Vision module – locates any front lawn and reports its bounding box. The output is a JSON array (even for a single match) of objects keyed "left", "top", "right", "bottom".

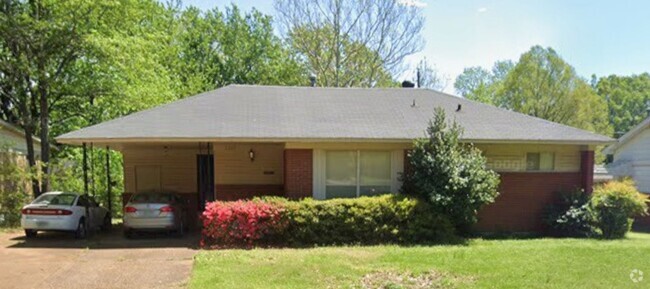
[{"left": 190, "top": 233, "right": 650, "bottom": 289}]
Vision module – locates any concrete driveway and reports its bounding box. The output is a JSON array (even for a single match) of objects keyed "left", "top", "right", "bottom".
[{"left": 0, "top": 227, "right": 198, "bottom": 289}]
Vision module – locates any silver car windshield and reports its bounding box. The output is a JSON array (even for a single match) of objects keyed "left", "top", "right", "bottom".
[{"left": 32, "top": 194, "right": 77, "bottom": 206}]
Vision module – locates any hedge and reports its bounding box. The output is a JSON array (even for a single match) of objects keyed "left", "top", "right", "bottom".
[{"left": 200, "top": 194, "right": 457, "bottom": 248}]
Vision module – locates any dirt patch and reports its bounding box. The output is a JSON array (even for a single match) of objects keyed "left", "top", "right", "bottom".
[{"left": 356, "top": 270, "right": 473, "bottom": 289}]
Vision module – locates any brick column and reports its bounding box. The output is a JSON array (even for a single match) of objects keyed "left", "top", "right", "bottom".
[
  {"left": 580, "top": 150, "right": 595, "bottom": 194},
  {"left": 284, "top": 149, "right": 313, "bottom": 199}
]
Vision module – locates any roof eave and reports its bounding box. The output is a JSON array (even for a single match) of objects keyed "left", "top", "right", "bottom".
[{"left": 55, "top": 136, "right": 615, "bottom": 147}]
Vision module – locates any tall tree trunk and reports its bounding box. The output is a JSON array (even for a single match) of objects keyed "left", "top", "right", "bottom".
[
  {"left": 39, "top": 82, "right": 50, "bottom": 193},
  {"left": 23, "top": 123, "right": 40, "bottom": 197}
]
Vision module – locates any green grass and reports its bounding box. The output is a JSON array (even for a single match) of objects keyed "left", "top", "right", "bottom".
[{"left": 190, "top": 233, "right": 650, "bottom": 289}]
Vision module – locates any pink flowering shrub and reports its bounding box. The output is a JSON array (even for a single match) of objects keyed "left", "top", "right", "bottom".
[{"left": 200, "top": 200, "right": 287, "bottom": 248}]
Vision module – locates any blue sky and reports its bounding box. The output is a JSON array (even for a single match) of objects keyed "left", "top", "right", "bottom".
[{"left": 183, "top": 0, "right": 650, "bottom": 92}]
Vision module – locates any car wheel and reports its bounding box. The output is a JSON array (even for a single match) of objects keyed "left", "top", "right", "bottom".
[
  {"left": 75, "top": 219, "right": 87, "bottom": 239},
  {"left": 101, "top": 214, "right": 112, "bottom": 232},
  {"left": 24, "top": 229, "right": 37, "bottom": 238}
]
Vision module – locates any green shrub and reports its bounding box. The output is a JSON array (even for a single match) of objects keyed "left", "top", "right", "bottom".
[
  {"left": 400, "top": 107, "right": 500, "bottom": 234},
  {"left": 543, "top": 189, "right": 594, "bottom": 237},
  {"left": 590, "top": 180, "right": 648, "bottom": 239},
  {"left": 260, "top": 195, "right": 458, "bottom": 246},
  {"left": 0, "top": 148, "right": 33, "bottom": 227}
]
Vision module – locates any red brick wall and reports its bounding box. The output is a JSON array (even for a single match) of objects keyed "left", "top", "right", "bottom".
[
  {"left": 284, "top": 149, "right": 313, "bottom": 199},
  {"left": 475, "top": 172, "right": 583, "bottom": 232},
  {"left": 215, "top": 184, "right": 284, "bottom": 201}
]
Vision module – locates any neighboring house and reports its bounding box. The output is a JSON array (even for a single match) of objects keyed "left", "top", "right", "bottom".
[
  {"left": 56, "top": 85, "right": 613, "bottom": 232},
  {"left": 604, "top": 115, "right": 650, "bottom": 194},
  {"left": 0, "top": 119, "right": 42, "bottom": 156}
]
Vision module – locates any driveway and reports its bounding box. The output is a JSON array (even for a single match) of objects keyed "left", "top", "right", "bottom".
[{"left": 0, "top": 227, "right": 198, "bottom": 289}]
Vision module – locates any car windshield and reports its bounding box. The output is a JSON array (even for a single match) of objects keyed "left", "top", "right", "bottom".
[
  {"left": 130, "top": 193, "right": 174, "bottom": 204},
  {"left": 32, "top": 194, "right": 77, "bottom": 206}
]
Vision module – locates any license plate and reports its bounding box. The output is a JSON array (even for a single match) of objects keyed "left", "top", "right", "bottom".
[{"left": 36, "top": 221, "right": 48, "bottom": 226}]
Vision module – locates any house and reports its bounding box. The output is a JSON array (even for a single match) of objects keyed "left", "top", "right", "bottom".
[
  {"left": 0, "top": 118, "right": 42, "bottom": 156},
  {"left": 604, "top": 115, "right": 650, "bottom": 194},
  {"left": 56, "top": 85, "right": 613, "bottom": 232}
]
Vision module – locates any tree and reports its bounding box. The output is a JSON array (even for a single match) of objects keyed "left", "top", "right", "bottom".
[
  {"left": 274, "top": 0, "right": 425, "bottom": 87},
  {"left": 0, "top": 0, "right": 115, "bottom": 195},
  {"left": 596, "top": 73, "right": 650, "bottom": 136},
  {"left": 400, "top": 107, "right": 500, "bottom": 234},
  {"left": 172, "top": 5, "right": 307, "bottom": 95},
  {"left": 454, "top": 60, "right": 513, "bottom": 105},
  {"left": 415, "top": 58, "right": 447, "bottom": 91},
  {"left": 498, "top": 46, "right": 611, "bottom": 135},
  {"left": 455, "top": 46, "right": 611, "bottom": 136}
]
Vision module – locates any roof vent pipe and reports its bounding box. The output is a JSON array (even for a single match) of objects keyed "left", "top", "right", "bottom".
[{"left": 401, "top": 80, "right": 415, "bottom": 88}]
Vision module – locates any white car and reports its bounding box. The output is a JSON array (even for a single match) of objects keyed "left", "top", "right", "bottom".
[{"left": 21, "top": 192, "right": 111, "bottom": 239}]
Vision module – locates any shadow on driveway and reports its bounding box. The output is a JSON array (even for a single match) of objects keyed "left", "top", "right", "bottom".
[{"left": 7, "top": 224, "right": 200, "bottom": 250}]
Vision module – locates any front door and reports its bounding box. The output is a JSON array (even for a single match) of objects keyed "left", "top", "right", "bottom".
[{"left": 197, "top": 154, "right": 215, "bottom": 211}]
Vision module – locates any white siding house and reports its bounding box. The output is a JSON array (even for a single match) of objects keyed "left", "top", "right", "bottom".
[{"left": 605, "top": 116, "right": 650, "bottom": 194}]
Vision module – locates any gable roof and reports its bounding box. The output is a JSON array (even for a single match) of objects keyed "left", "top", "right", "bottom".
[
  {"left": 603, "top": 116, "right": 650, "bottom": 154},
  {"left": 56, "top": 85, "right": 613, "bottom": 145}
]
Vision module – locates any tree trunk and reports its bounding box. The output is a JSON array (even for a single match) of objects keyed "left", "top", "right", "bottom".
[
  {"left": 39, "top": 83, "right": 50, "bottom": 193},
  {"left": 22, "top": 123, "right": 40, "bottom": 197}
]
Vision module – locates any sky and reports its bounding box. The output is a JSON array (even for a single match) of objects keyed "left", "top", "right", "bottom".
[{"left": 182, "top": 0, "right": 650, "bottom": 93}]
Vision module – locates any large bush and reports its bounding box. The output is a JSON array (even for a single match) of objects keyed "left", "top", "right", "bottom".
[
  {"left": 200, "top": 195, "right": 458, "bottom": 248},
  {"left": 400, "top": 107, "right": 500, "bottom": 234},
  {"left": 543, "top": 189, "right": 594, "bottom": 237},
  {"left": 590, "top": 180, "right": 648, "bottom": 239}
]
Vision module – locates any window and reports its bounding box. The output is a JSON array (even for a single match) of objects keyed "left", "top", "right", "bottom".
[
  {"left": 526, "top": 152, "right": 554, "bottom": 171},
  {"left": 325, "top": 150, "right": 391, "bottom": 199}
]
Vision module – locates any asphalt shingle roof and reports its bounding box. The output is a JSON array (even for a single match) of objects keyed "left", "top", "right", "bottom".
[{"left": 56, "top": 85, "right": 613, "bottom": 144}]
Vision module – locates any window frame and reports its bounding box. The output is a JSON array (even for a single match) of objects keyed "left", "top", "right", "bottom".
[
  {"left": 526, "top": 152, "right": 555, "bottom": 171},
  {"left": 324, "top": 150, "right": 392, "bottom": 199}
]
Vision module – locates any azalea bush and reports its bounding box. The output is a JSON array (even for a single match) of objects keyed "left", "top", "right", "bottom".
[
  {"left": 200, "top": 195, "right": 458, "bottom": 248},
  {"left": 200, "top": 200, "right": 287, "bottom": 248}
]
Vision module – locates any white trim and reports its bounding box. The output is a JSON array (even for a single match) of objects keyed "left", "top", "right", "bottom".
[
  {"left": 390, "top": 150, "right": 404, "bottom": 193},
  {"left": 312, "top": 149, "right": 326, "bottom": 200}
]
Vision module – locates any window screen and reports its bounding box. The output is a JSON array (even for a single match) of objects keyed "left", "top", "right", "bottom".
[
  {"left": 325, "top": 151, "right": 358, "bottom": 198},
  {"left": 359, "top": 151, "right": 391, "bottom": 196}
]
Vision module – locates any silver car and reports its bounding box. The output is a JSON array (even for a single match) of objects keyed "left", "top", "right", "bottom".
[{"left": 123, "top": 192, "right": 188, "bottom": 238}]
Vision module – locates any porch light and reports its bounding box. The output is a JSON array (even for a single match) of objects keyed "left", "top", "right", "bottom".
[{"left": 249, "top": 149, "right": 255, "bottom": 162}]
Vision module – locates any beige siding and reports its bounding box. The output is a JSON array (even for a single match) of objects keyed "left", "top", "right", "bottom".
[
  {"left": 213, "top": 143, "right": 284, "bottom": 185},
  {"left": 476, "top": 144, "right": 582, "bottom": 172},
  {"left": 123, "top": 146, "right": 198, "bottom": 194}
]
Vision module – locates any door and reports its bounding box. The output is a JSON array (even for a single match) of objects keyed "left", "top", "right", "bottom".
[{"left": 197, "top": 154, "right": 215, "bottom": 211}]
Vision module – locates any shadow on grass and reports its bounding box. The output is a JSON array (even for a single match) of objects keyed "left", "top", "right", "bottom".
[{"left": 5, "top": 224, "right": 200, "bottom": 250}]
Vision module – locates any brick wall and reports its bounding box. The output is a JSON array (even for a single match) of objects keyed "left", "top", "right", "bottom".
[
  {"left": 475, "top": 172, "right": 583, "bottom": 232},
  {"left": 215, "top": 184, "right": 284, "bottom": 201},
  {"left": 580, "top": 150, "right": 595, "bottom": 194},
  {"left": 284, "top": 149, "right": 313, "bottom": 199}
]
